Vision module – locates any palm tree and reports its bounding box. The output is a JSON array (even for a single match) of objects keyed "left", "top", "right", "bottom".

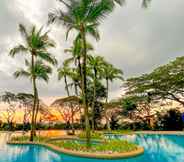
[
  {"left": 64, "top": 38, "right": 94, "bottom": 88},
  {"left": 58, "top": 62, "right": 78, "bottom": 134},
  {"left": 14, "top": 59, "right": 53, "bottom": 137},
  {"left": 58, "top": 62, "right": 72, "bottom": 97},
  {"left": 102, "top": 63, "right": 123, "bottom": 130},
  {"left": 9, "top": 24, "right": 57, "bottom": 141},
  {"left": 88, "top": 55, "right": 105, "bottom": 131},
  {"left": 49, "top": 0, "right": 122, "bottom": 146}
]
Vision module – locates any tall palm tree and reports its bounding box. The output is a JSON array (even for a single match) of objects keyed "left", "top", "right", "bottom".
[
  {"left": 49, "top": 0, "right": 122, "bottom": 146},
  {"left": 58, "top": 62, "right": 72, "bottom": 97},
  {"left": 102, "top": 63, "right": 123, "bottom": 130},
  {"left": 14, "top": 59, "right": 53, "bottom": 137},
  {"left": 9, "top": 24, "right": 57, "bottom": 141},
  {"left": 64, "top": 38, "right": 94, "bottom": 86},
  {"left": 88, "top": 55, "right": 105, "bottom": 131},
  {"left": 58, "top": 62, "right": 78, "bottom": 134}
]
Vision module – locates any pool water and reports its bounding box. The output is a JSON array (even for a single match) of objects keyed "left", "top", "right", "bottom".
[{"left": 1, "top": 132, "right": 184, "bottom": 162}]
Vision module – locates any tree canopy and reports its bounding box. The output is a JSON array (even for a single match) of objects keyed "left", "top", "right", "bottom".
[{"left": 126, "top": 56, "right": 184, "bottom": 106}]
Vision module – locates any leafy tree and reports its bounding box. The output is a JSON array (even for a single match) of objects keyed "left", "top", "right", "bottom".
[
  {"left": 156, "top": 109, "right": 183, "bottom": 131},
  {"left": 126, "top": 56, "right": 184, "bottom": 106},
  {"left": 0, "top": 92, "right": 17, "bottom": 130},
  {"left": 9, "top": 24, "right": 57, "bottom": 141}
]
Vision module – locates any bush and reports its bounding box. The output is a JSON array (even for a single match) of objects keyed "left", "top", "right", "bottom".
[
  {"left": 78, "top": 131, "right": 104, "bottom": 140},
  {"left": 155, "top": 109, "right": 183, "bottom": 131}
]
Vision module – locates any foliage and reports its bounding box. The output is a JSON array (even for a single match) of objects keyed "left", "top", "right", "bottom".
[
  {"left": 126, "top": 56, "right": 184, "bottom": 106},
  {"left": 11, "top": 135, "right": 49, "bottom": 142},
  {"left": 155, "top": 109, "right": 183, "bottom": 131},
  {"left": 78, "top": 131, "right": 104, "bottom": 140},
  {"left": 104, "top": 130, "right": 132, "bottom": 134},
  {"left": 49, "top": 139, "right": 137, "bottom": 153},
  {"left": 9, "top": 24, "right": 56, "bottom": 141}
]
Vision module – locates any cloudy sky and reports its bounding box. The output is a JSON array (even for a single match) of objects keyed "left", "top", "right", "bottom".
[{"left": 1, "top": 0, "right": 184, "bottom": 102}]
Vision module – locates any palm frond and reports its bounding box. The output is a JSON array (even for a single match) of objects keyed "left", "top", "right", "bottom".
[
  {"left": 34, "top": 60, "right": 52, "bottom": 82},
  {"left": 9, "top": 45, "right": 28, "bottom": 57},
  {"left": 14, "top": 69, "right": 30, "bottom": 79},
  {"left": 19, "top": 24, "right": 29, "bottom": 42},
  {"left": 142, "top": 0, "right": 151, "bottom": 8},
  {"left": 37, "top": 51, "right": 58, "bottom": 65}
]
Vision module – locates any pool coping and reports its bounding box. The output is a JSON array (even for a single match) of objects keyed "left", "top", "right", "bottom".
[{"left": 7, "top": 141, "right": 144, "bottom": 159}]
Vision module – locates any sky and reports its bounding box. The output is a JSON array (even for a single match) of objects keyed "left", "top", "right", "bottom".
[{"left": 1, "top": 0, "right": 184, "bottom": 103}]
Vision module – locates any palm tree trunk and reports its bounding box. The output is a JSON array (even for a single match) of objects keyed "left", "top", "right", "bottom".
[
  {"left": 106, "top": 78, "right": 109, "bottom": 103},
  {"left": 81, "top": 26, "right": 90, "bottom": 147},
  {"left": 91, "top": 69, "right": 97, "bottom": 132},
  {"left": 64, "top": 75, "right": 75, "bottom": 135},
  {"left": 34, "top": 90, "right": 39, "bottom": 134},
  {"left": 30, "top": 54, "right": 37, "bottom": 141},
  {"left": 74, "top": 82, "right": 78, "bottom": 96},
  {"left": 105, "top": 78, "right": 111, "bottom": 131},
  {"left": 77, "top": 57, "right": 82, "bottom": 90},
  {"left": 64, "top": 75, "right": 70, "bottom": 96}
]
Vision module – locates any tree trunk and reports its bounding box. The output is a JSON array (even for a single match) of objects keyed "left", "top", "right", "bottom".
[
  {"left": 105, "top": 78, "right": 111, "bottom": 131},
  {"left": 34, "top": 89, "right": 39, "bottom": 134},
  {"left": 106, "top": 78, "right": 109, "bottom": 103},
  {"left": 65, "top": 75, "right": 75, "bottom": 135},
  {"left": 81, "top": 26, "right": 90, "bottom": 147},
  {"left": 30, "top": 54, "right": 37, "bottom": 141},
  {"left": 74, "top": 82, "right": 78, "bottom": 96},
  {"left": 91, "top": 68, "right": 97, "bottom": 132}
]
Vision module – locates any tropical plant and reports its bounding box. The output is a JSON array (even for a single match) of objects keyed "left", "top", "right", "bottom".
[
  {"left": 9, "top": 24, "right": 57, "bottom": 141},
  {"left": 102, "top": 63, "right": 123, "bottom": 105},
  {"left": 49, "top": 0, "right": 123, "bottom": 146},
  {"left": 58, "top": 62, "right": 80, "bottom": 134},
  {"left": 88, "top": 55, "right": 105, "bottom": 131},
  {"left": 58, "top": 62, "right": 73, "bottom": 97}
]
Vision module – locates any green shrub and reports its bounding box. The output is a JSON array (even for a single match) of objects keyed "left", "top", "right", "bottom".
[{"left": 78, "top": 131, "right": 104, "bottom": 140}]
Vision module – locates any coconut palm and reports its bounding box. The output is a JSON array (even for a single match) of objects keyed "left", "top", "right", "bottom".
[
  {"left": 102, "top": 63, "right": 123, "bottom": 130},
  {"left": 58, "top": 62, "right": 73, "bottom": 97},
  {"left": 88, "top": 55, "right": 105, "bottom": 131},
  {"left": 14, "top": 59, "right": 52, "bottom": 136},
  {"left": 49, "top": 0, "right": 122, "bottom": 146},
  {"left": 58, "top": 62, "right": 78, "bottom": 134},
  {"left": 9, "top": 24, "right": 56, "bottom": 141},
  {"left": 10, "top": 24, "right": 57, "bottom": 141}
]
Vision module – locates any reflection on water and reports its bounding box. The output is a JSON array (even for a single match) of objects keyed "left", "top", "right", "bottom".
[
  {"left": 106, "top": 134, "right": 184, "bottom": 162},
  {"left": 0, "top": 132, "right": 184, "bottom": 162}
]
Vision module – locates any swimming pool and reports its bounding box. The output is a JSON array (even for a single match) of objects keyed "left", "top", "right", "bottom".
[{"left": 1, "top": 132, "right": 184, "bottom": 162}]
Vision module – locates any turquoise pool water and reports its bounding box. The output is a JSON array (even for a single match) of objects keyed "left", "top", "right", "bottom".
[{"left": 1, "top": 133, "right": 184, "bottom": 162}]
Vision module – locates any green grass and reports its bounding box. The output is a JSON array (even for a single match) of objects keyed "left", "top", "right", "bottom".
[
  {"left": 78, "top": 131, "right": 104, "bottom": 140},
  {"left": 104, "top": 130, "right": 133, "bottom": 135},
  {"left": 11, "top": 135, "right": 49, "bottom": 142},
  {"left": 50, "top": 139, "right": 138, "bottom": 153}
]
